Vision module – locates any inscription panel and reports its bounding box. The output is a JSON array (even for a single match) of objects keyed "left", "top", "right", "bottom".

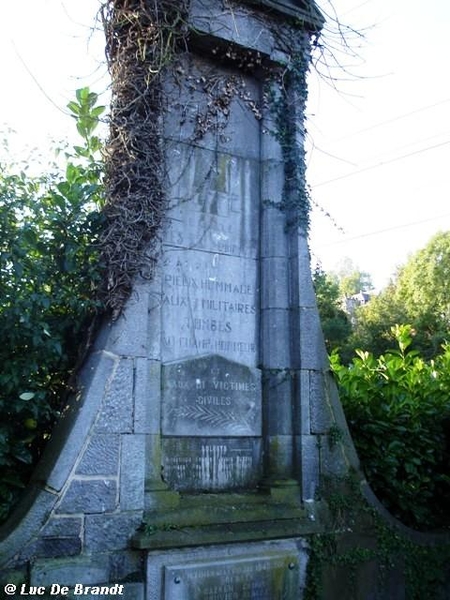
[
  {"left": 162, "top": 356, "right": 261, "bottom": 436},
  {"left": 160, "top": 250, "right": 258, "bottom": 366},
  {"left": 162, "top": 438, "right": 261, "bottom": 491},
  {"left": 164, "top": 553, "right": 299, "bottom": 600},
  {"left": 166, "top": 145, "right": 260, "bottom": 258}
]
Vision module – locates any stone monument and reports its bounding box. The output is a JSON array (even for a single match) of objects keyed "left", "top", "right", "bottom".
[{"left": 4, "top": 1, "right": 445, "bottom": 599}]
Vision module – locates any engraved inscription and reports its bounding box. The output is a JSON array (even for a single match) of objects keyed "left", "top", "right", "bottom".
[
  {"left": 162, "top": 355, "right": 261, "bottom": 436},
  {"left": 162, "top": 438, "right": 261, "bottom": 491},
  {"left": 165, "top": 554, "right": 299, "bottom": 600},
  {"left": 161, "top": 250, "right": 258, "bottom": 364},
  {"left": 166, "top": 146, "right": 259, "bottom": 257}
]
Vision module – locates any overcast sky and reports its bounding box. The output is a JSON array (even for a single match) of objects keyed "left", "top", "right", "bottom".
[{"left": 1, "top": 0, "right": 449, "bottom": 289}]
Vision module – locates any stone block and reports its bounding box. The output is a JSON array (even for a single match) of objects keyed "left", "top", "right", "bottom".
[
  {"left": 189, "top": 0, "right": 276, "bottom": 57},
  {"left": 298, "top": 307, "right": 329, "bottom": 371},
  {"left": 163, "top": 58, "right": 261, "bottom": 159},
  {"left": 119, "top": 583, "right": 145, "bottom": 600},
  {"left": 260, "top": 308, "right": 291, "bottom": 368},
  {"left": 320, "top": 441, "right": 349, "bottom": 479},
  {"left": 19, "top": 536, "right": 81, "bottom": 561},
  {"left": 298, "top": 434, "right": 320, "bottom": 501},
  {"left": 32, "top": 351, "right": 117, "bottom": 492},
  {"left": 56, "top": 479, "right": 117, "bottom": 514},
  {"left": 95, "top": 358, "right": 133, "bottom": 434},
  {"left": 84, "top": 512, "right": 142, "bottom": 553},
  {"left": 76, "top": 434, "right": 120, "bottom": 476},
  {"left": 95, "top": 283, "right": 150, "bottom": 358},
  {"left": 261, "top": 257, "right": 289, "bottom": 309},
  {"left": 120, "top": 434, "right": 145, "bottom": 511},
  {"left": 0, "top": 487, "right": 57, "bottom": 570},
  {"left": 260, "top": 205, "right": 288, "bottom": 259},
  {"left": 266, "top": 435, "right": 294, "bottom": 479},
  {"left": 41, "top": 516, "right": 82, "bottom": 538},
  {"left": 297, "top": 370, "right": 311, "bottom": 435},
  {"left": 134, "top": 359, "right": 161, "bottom": 434},
  {"left": 288, "top": 235, "right": 317, "bottom": 309},
  {"left": 309, "top": 370, "right": 333, "bottom": 434},
  {"left": 165, "top": 143, "right": 260, "bottom": 258},
  {"left": 264, "top": 371, "right": 294, "bottom": 435},
  {"left": 109, "top": 550, "right": 144, "bottom": 582},
  {"left": 31, "top": 555, "right": 109, "bottom": 587}
]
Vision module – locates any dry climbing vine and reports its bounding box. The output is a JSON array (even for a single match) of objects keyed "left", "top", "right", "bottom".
[
  {"left": 99, "top": 0, "right": 320, "bottom": 316},
  {"left": 99, "top": 0, "right": 189, "bottom": 317}
]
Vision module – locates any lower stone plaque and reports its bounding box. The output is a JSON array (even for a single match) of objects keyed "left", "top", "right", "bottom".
[
  {"left": 164, "top": 553, "right": 299, "bottom": 600},
  {"left": 162, "top": 437, "right": 262, "bottom": 491}
]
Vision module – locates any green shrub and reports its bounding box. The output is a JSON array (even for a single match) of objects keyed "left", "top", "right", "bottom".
[
  {"left": 0, "top": 88, "right": 105, "bottom": 522},
  {"left": 331, "top": 324, "right": 450, "bottom": 530}
]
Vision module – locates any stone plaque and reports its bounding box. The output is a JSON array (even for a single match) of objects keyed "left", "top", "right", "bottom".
[
  {"left": 165, "top": 145, "right": 260, "bottom": 258},
  {"left": 164, "top": 553, "right": 299, "bottom": 599},
  {"left": 160, "top": 249, "right": 259, "bottom": 365},
  {"left": 162, "top": 437, "right": 262, "bottom": 491},
  {"left": 162, "top": 355, "right": 261, "bottom": 436}
]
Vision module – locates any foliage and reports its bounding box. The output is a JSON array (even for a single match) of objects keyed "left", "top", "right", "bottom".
[
  {"left": 351, "top": 232, "right": 450, "bottom": 359},
  {"left": 0, "top": 88, "right": 105, "bottom": 522},
  {"left": 313, "top": 266, "right": 352, "bottom": 354},
  {"left": 331, "top": 257, "right": 373, "bottom": 298},
  {"left": 330, "top": 324, "right": 450, "bottom": 530}
]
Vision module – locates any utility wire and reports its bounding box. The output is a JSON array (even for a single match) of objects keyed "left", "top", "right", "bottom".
[
  {"left": 314, "top": 212, "right": 450, "bottom": 247},
  {"left": 312, "top": 138, "right": 450, "bottom": 188},
  {"left": 336, "top": 97, "right": 450, "bottom": 141}
]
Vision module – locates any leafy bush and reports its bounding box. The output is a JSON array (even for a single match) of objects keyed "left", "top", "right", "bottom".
[
  {"left": 331, "top": 325, "right": 450, "bottom": 530},
  {"left": 0, "top": 88, "right": 105, "bottom": 522}
]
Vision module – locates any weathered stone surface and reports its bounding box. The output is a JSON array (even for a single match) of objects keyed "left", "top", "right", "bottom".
[
  {"left": 31, "top": 555, "right": 109, "bottom": 587},
  {"left": 298, "top": 370, "right": 311, "bottom": 435},
  {"left": 95, "top": 283, "right": 150, "bottom": 357},
  {"left": 299, "top": 434, "right": 320, "bottom": 502},
  {"left": 76, "top": 434, "right": 120, "bottom": 476},
  {"left": 120, "top": 435, "right": 145, "bottom": 510},
  {"left": 41, "top": 516, "right": 82, "bottom": 539},
  {"left": 95, "top": 358, "right": 133, "bottom": 434},
  {"left": 162, "top": 355, "right": 261, "bottom": 437},
  {"left": 164, "top": 57, "right": 261, "bottom": 157},
  {"left": 166, "top": 145, "right": 260, "bottom": 258},
  {"left": 264, "top": 372, "right": 295, "bottom": 435},
  {"left": 147, "top": 540, "right": 308, "bottom": 600},
  {"left": 162, "top": 437, "right": 262, "bottom": 492},
  {"left": 261, "top": 308, "right": 291, "bottom": 368},
  {"left": 56, "top": 479, "right": 117, "bottom": 514},
  {"left": 84, "top": 512, "right": 142, "bottom": 553},
  {"left": 261, "top": 257, "right": 289, "bottom": 309},
  {"left": 160, "top": 249, "right": 259, "bottom": 366},
  {"left": 19, "top": 536, "right": 81, "bottom": 561},
  {"left": 134, "top": 359, "right": 161, "bottom": 434},
  {"left": 298, "top": 307, "right": 329, "bottom": 371},
  {"left": 31, "top": 351, "right": 117, "bottom": 492},
  {"left": 109, "top": 550, "right": 143, "bottom": 582},
  {"left": 0, "top": 487, "right": 57, "bottom": 570},
  {"left": 310, "top": 371, "right": 333, "bottom": 434}
]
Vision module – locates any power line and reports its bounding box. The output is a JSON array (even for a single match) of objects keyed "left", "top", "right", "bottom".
[
  {"left": 314, "top": 212, "right": 450, "bottom": 247},
  {"left": 311, "top": 138, "right": 450, "bottom": 188},
  {"left": 336, "top": 97, "right": 450, "bottom": 141}
]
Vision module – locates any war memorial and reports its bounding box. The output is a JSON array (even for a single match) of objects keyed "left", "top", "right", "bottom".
[{"left": 1, "top": 0, "right": 449, "bottom": 598}]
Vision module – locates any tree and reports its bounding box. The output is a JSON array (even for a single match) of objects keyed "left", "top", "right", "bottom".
[
  {"left": 313, "top": 266, "right": 352, "bottom": 354},
  {"left": 351, "top": 232, "right": 450, "bottom": 359},
  {"left": 332, "top": 257, "right": 373, "bottom": 297},
  {"left": 0, "top": 88, "right": 105, "bottom": 522}
]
